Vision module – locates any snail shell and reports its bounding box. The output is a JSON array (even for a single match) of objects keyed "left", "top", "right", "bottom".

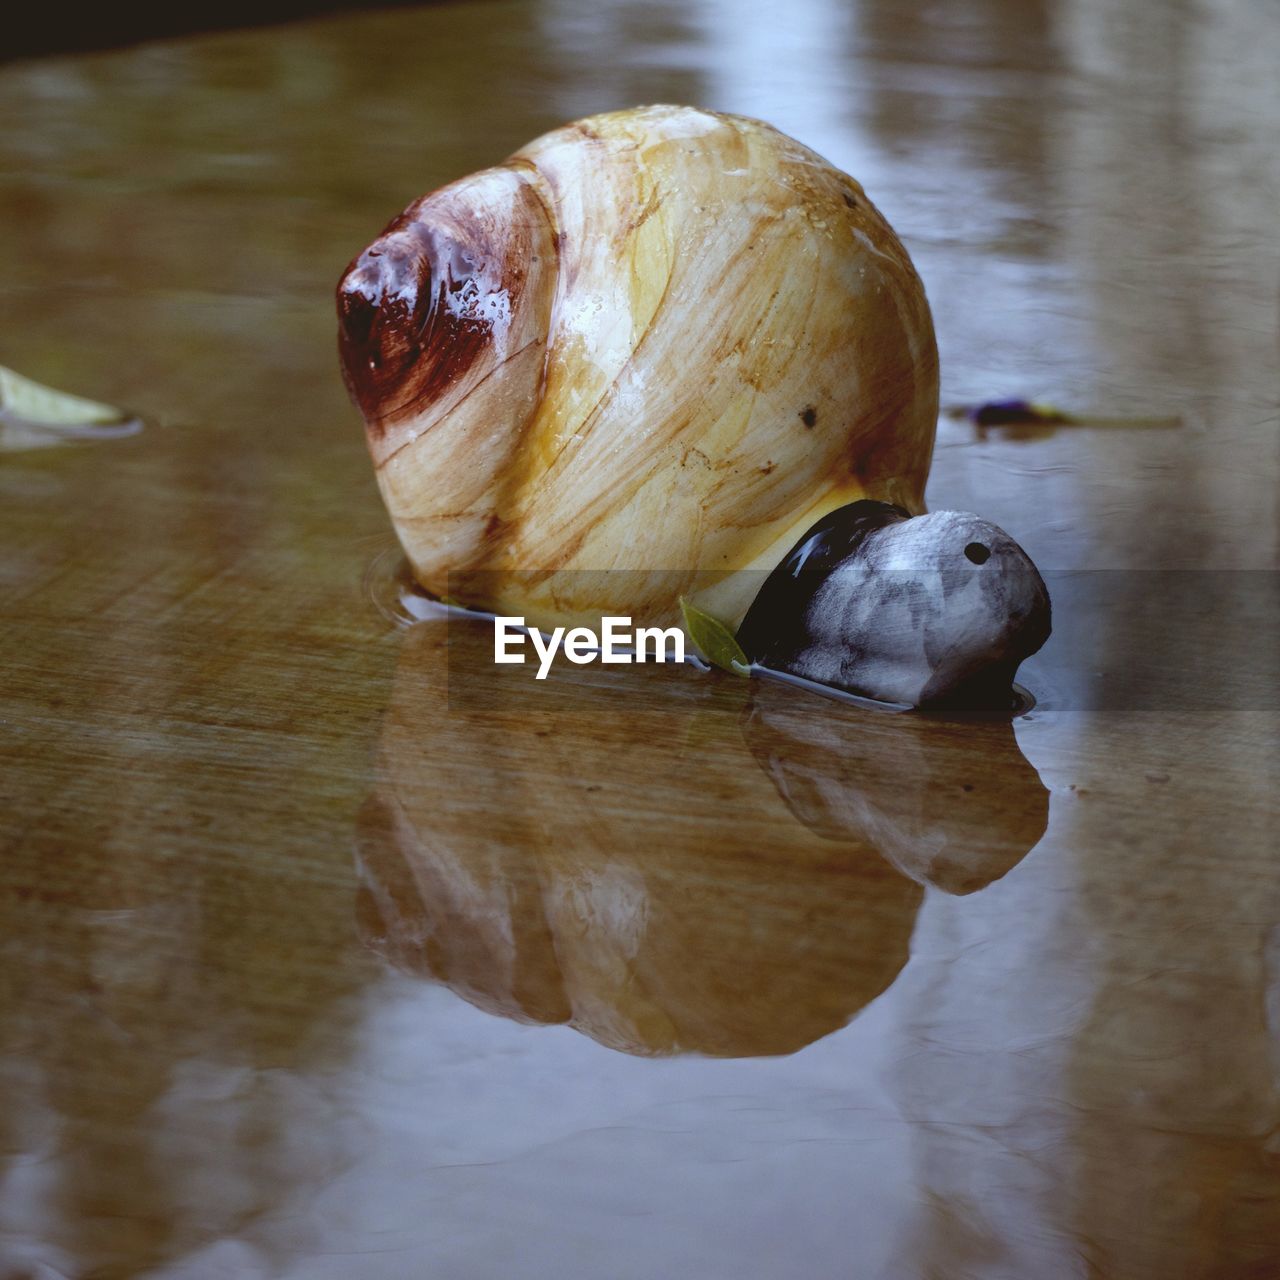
[{"left": 338, "top": 104, "right": 938, "bottom": 629}]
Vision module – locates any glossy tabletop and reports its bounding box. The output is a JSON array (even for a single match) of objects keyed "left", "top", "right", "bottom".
[{"left": 1, "top": 2, "right": 1277, "bottom": 1277}]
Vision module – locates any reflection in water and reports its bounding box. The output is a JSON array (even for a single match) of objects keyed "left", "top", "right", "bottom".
[
  {"left": 745, "top": 679, "right": 1047, "bottom": 895},
  {"left": 0, "top": 373, "right": 391, "bottom": 1275},
  {"left": 1, "top": 0, "right": 1275, "bottom": 1271},
  {"left": 0, "top": 769, "right": 375, "bottom": 1278},
  {"left": 355, "top": 618, "right": 1046, "bottom": 1056},
  {"left": 880, "top": 706, "right": 1280, "bottom": 1279}
]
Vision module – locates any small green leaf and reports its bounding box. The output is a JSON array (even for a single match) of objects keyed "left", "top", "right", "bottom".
[
  {"left": 1028, "top": 400, "right": 1071, "bottom": 422},
  {"left": 0, "top": 365, "right": 127, "bottom": 426},
  {"left": 679, "top": 596, "right": 751, "bottom": 677}
]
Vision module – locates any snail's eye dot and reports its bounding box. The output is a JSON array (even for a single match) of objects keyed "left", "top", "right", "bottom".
[{"left": 964, "top": 542, "right": 991, "bottom": 565}]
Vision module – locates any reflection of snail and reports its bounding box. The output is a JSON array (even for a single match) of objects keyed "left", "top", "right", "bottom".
[
  {"left": 354, "top": 619, "right": 1045, "bottom": 1056},
  {"left": 356, "top": 620, "right": 921, "bottom": 1058},
  {"left": 338, "top": 105, "right": 1049, "bottom": 707},
  {"left": 742, "top": 677, "right": 1049, "bottom": 895}
]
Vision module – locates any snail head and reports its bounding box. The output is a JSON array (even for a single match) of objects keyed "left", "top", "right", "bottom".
[{"left": 740, "top": 501, "right": 1051, "bottom": 709}]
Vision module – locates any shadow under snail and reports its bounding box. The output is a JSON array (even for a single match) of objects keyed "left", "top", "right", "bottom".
[{"left": 337, "top": 104, "right": 1050, "bottom": 707}]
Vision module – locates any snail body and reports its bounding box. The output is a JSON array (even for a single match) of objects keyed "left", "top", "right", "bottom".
[
  {"left": 339, "top": 104, "right": 938, "bottom": 631},
  {"left": 738, "top": 501, "right": 1051, "bottom": 707}
]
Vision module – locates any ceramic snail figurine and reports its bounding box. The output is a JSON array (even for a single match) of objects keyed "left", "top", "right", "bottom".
[{"left": 338, "top": 104, "right": 1050, "bottom": 706}]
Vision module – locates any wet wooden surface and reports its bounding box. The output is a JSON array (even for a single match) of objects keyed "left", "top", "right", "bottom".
[{"left": 1, "top": 2, "right": 1277, "bottom": 1277}]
